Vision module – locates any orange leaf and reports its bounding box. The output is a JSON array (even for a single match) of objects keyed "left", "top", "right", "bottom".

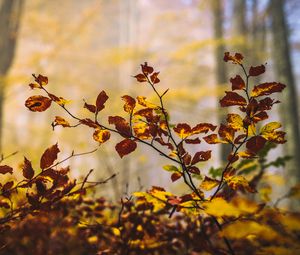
[
  {"left": 223, "top": 52, "right": 243, "bottom": 64},
  {"left": 134, "top": 73, "right": 147, "bottom": 82},
  {"left": 40, "top": 144, "right": 60, "bottom": 170},
  {"left": 200, "top": 176, "right": 220, "bottom": 191},
  {"left": 191, "top": 123, "right": 217, "bottom": 134},
  {"left": 218, "top": 124, "right": 235, "bottom": 143},
  {"left": 171, "top": 172, "right": 182, "bottom": 182},
  {"left": 33, "top": 74, "right": 48, "bottom": 86},
  {"left": 203, "top": 134, "right": 225, "bottom": 144},
  {"left": 25, "top": 95, "right": 52, "bottom": 112},
  {"left": 173, "top": 123, "right": 192, "bottom": 139},
  {"left": 52, "top": 116, "right": 70, "bottom": 128},
  {"left": 115, "top": 139, "right": 137, "bottom": 158},
  {"left": 141, "top": 62, "right": 154, "bottom": 75},
  {"left": 93, "top": 129, "right": 111, "bottom": 144}
]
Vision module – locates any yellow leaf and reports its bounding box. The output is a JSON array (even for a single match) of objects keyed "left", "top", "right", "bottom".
[
  {"left": 93, "top": 129, "right": 110, "bottom": 144},
  {"left": 111, "top": 227, "right": 121, "bottom": 237},
  {"left": 227, "top": 113, "right": 244, "bottom": 131},
  {"left": 220, "top": 221, "right": 278, "bottom": 240},
  {"left": 136, "top": 96, "right": 159, "bottom": 109},
  {"left": 203, "top": 197, "right": 241, "bottom": 217},
  {"left": 225, "top": 175, "right": 255, "bottom": 193},
  {"left": 200, "top": 176, "right": 219, "bottom": 191}
]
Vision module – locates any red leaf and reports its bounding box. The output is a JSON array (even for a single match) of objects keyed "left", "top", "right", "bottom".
[
  {"left": 218, "top": 124, "right": 235, "bottom": 142},
  {"left": 134, "top": 73, "right": 147, "bottom": 82},
  {"left": 0, "top": 165, "right": 13, "bottom": 175},
  {"left": 173, "top": 123, "right": 192, "bottom": 138},
  {"left": 40, "top": 144, "right": 60, "bottom": 170},
  {"left": 80, "top": 118, "right": 98, "bottom": 128},
  {"left": 253, "top": 111, "right": 268, "bottom": 123},
  {"left": 246, "top": 136, "right": 267, "bottom": 153},
  {"left": 34, "top": 74, "right": 48, "bottom": 86},
  {"left": 191, "top": 151, "right": 212, "bottom": 165},
  {"left": 251, "top": 82, "right": 286, "bottom": 97},
  {"left": 25, "top": 95, "right": 52, "bottom": 112},
  {"left": 249, "top": 65, "right": 265, "bottom": 77},
  {"left": 96, "top": 91, "right": 109, "bottom": 112},
  {"left": 23, "top": 157, "right": 34, "bottom": 179},
  {"left": 3, "top": 181, "right": 14, "bottom": 191},
  {"left": 141, "top": 62, "right": 154, "bottom": 75},
  {"left": 230, "top": 75, "right": 245, "bottom": 90},
  {"left": 115, "top": 139, "right": 137, "bottom": 158},
  {"left": 171, "top": 172, "right": 182, "bottom": 182},
  {"left": 220, "top": 92, "right": 247, "bottom": 107}
]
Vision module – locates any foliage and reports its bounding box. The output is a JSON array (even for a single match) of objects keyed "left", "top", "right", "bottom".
[{"left": 0, "top": 53, "right": 299, "bottom": 254}]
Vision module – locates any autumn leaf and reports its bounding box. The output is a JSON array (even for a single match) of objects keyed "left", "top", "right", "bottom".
[
  {"left": 108, "top": 116, "right": 131, "bottom": 137},
  {"left": 223, "top": 52, "right": 243, "bottom": 64},
  {"left": 141, "top": 62, "right": 154, "bottom": 75},
  {"left": 96, "top": 90, "right": 109, "bottom": 112},
  {"left": 200, "top": 176, "right": 219, "bottom": 191},
  {"left": 173, "top": 123, "right": 192, "bottom": 139},
  {"left": 136, "top": 96, "right": 159, "bottom": 109},
  {"left": 171, "top": 172, "right": 182, "bottom": 182},
  {"left": 134, "top": 73, "right": 147, "bottom": 82},
  {"left": 249, "top": 64, "right": 266, "bottom": 76},
  {"left": 80, "top": 118, "right": 98, "bottom": 128},
  {"left": 33, "top": 74, "right": 48, "bottom": 86},
  {"left": 84, "top": 102, "right": 96, "bottom": 113},
  {"left": 220, "top": 91, "right": 247, "bottom": 107},
  {"left": 150, "top": 72, "right": 160, "bottom": 84},
  {"left": 122, "top": 95, "right": 136, "bottom": 113},
  {"left": 185, "top": 137, "right": 201, "bottom": 144},
  {"left": 133, "top": 122, "right": 151, "bottom": 140},
  {"left": 191, "top": 151, "right": 212, "bottom": 165},
  {"left": 25, "top": 95, "right": 52, "bottom": 112},
  {"left": 93, "top": 129, "right": 110, "bottom": 144},
  {"left": 40, "top": 143, "right": 60, "bottom": 170},
  {"left": 218, "top": 124, "right": 235, "bottom": 143},
  {"left": 22, "top": 157, "right": 34, "bottom": 179},
  {"left": 115, "top": 139, "right": 137, "bottom": 158},
  {"left": 203, "top": 134, "right": 225, "bottom": 144},
  {"left": 52, "top": 116, "right": 70, "bottom": 128},
  {"left": 246, "top": 136, "right": 267, "bottom": 153},
  {"left": 251, "top": 82, "right": 286, "bottom": 97},
  {"left": 227, "top": 114, "right": 244, "bottom": 131},
  {"left": 191, "top": 123, "right": 217, "bottom": 134},
  {"left": 225, "top": 175, "right": 256, "bottom": 193},
  {"left": 230, "top": 75, "right": 245, "bottom": 90},
  {"left": 0, "top": 165, "right": 13, "bottom": 175},
  {"left": 163, "top": 165, "right": 180, "bottom": 172}
]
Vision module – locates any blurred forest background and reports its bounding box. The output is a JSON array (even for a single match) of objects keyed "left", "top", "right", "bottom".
[{"left": 1, "top": 0, "right": 300, "bottom": 201}]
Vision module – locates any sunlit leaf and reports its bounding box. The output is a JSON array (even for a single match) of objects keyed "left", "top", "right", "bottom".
[
  {"left": 52, "top": 116, "right": 70, "bottom": 128},
  {"left": 223, "top": 52, "right": 243, "bottom": 64},
  {"left": 121, "top": 95, "right": 136, "bottom": 113},
  {"left": 227, "top": 113, "right": 244, "bottom": 131},
  {"left": 200, "top": 176, "right": 219, "bottom": 191},
  {"left": 225, "top": 175, "right": 255, "bottom": 193},
  {"left": 203, "top": 134, "right": 225, "bottom": 144},
  {"left": 173, "top": 123, "right": 192, "bottom": 139}
]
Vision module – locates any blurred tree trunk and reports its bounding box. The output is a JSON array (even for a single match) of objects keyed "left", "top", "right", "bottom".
[
  {"left": 212, "top": 0, "right": 230, "bottom": 163},
  {"left": 0, "top": 0, "right": 24, "bottom": 152},
  {"left": 270, "top": 0, "right": 300, "bottom": 184},
  {"left": 232, "top": 0, "right": 247, "bottom": 54}
]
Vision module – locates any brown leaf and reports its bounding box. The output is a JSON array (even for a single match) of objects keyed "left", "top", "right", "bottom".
[
  {"left": 191, "top": 151, "right": 212, "bottom": 165},
  {"left": 188, "top": 166, "right": 200, "bottom": 175},
  {"left": 23, "top": 157, "right": 34, "bottom": 179},
  {"left": 80, "top": 118, "right": 98, "bottom": 128},
  {"left": 191, "top": 123, "right": 217, "bottom": 134},
  {"left": 40, "top": 143, "right": 60, "bottom": 170},
  {"left": 84, "top": 102, "right": 96, "bottom": 113},
  {"left": 203, "top": 134, "right": 223, "bottom": 144},
  {"left": 220, "top": 92, "right": 247, "bottom": 107},
  {"left": 141, "top": 62, "right": 154, "bottom": 75},
  {"left": 115, "top": 139, "right": 137, "bottom": 158},
  {"left": 33, "top": 74, "right": 48, "bottom": 86},
  {"left": 173, "top": 123, "right": 192, "bottom": 139},
  {"left": 171, "top": 172, "right": 182, "bottom": 182},
  {"left": 251, "top": 82, "right": 286, "bottom": 97},
  {"left": 96, "top": 90, "right": 109, "bottom": 112},
  {"left": 230, "top": 75, "right": 245, "bottom": 90},
  {"left": 52, "top": 116, "right": 70, "bottom": 128},
  {"left": 246, "top": 136, "right": 267, "bottom": 153},
  {"left": 185, "top": 137, "right": 201, "bottom": 144},
  {"left": 25, "top": 95, "right": 52, "bottom": 112},
  {"left": 93, "top": 129, "right": 111, "bottom": 144},
  {"left": 218, "top": 124, "right": 235, "bottom": 143},
  {"left": 0, "top": 165, "right": 13, "bottom": 175},
  {"left": 150, "top": 72, "right": 160, "bottom": 84},
  {"left": 134, "top": 73, "right": 147, "bottom": 82},
  {"left": 122, "top": 95, "right": 136, "bottom": 113},
  {"left": 3, "top": 181, "right": 14, "bottom": 191},
  {"left": 249, "top": 65, "right": 265, "bottom": 77},
  {"left": 223, "top": 52, "right": 243, "bottom": 64},
  {"left": 108, "top": 116, "right": 131, "bottom": 137}
]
